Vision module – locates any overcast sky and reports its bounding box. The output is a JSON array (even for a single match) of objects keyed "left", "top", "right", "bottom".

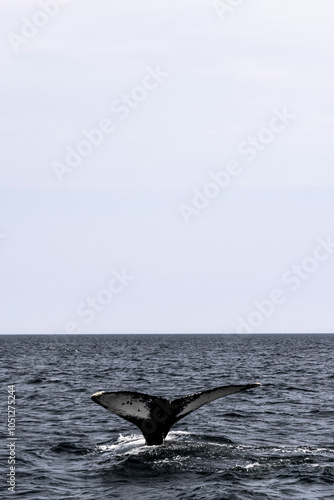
[{"left": 1, "top": 0, "right": 334, "bottom": 334}]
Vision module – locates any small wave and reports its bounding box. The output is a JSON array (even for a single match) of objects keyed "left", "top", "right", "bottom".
[
  {"left": 27, "top": 377, "right": 45, "bottom": 384},
  {"left": 50, "top": 442, "right": 90, "bottom": 455},
  {"left": 260, "top": 445, "right": 334, "bottom": 455},
  {"left": 196, "top": 433, "right": 235, "bottom": 446},
  {"left": 285, "top": 386, "right": 318, "bottom": 393},
  {"left": 223, "top": 412, "right": 245, "bottom": 418}
]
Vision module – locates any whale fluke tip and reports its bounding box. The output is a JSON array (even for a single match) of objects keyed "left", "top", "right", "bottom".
[{"left": 91, "top": 391, "right": 104, "bottom": 399}]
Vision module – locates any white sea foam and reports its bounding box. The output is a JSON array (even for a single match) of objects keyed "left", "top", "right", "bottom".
[{"left": 245, "top": 462, "right": 260, "bottom": 470}]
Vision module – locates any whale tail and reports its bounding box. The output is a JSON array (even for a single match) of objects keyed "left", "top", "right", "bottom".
[{"left": 91, "top": 383, "right": 261, "bottom": 446}]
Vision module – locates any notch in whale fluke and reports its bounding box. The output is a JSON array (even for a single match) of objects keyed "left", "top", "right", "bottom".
[{"left": 91, "top": 383, "right": 261, "bottom": 446}]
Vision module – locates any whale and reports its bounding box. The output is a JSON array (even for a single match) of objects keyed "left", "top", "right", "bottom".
[{"left": 91, "top": 383, "right": 261, "bottom": 446}]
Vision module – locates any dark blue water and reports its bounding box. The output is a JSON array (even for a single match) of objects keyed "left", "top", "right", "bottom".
[{"left": 1, "top": 334, "right": 334, "bottom": 499}]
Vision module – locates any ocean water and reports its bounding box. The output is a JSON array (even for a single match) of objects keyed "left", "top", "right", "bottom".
[{"left": 1, "top": 334, "right": 334, "bottom": 500}]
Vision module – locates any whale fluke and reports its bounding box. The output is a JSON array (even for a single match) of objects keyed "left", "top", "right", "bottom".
[{"left": 91, "top": 383, "right": 261, "bottom": 446}]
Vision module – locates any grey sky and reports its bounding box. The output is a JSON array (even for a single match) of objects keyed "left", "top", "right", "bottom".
[{"left": 1, "top": 0, "right": 334, "bottom": 333}]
